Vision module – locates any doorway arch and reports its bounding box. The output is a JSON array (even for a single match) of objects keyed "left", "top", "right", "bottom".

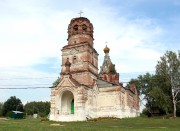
[{"left": 61, "top": 90, "right": 74, "bottom": 114}]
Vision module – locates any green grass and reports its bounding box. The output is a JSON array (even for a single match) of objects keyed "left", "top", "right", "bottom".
[{"left": 0, "top": 117, "right": 180, "bottom": 131}]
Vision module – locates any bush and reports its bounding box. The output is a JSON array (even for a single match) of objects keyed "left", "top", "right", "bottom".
[
  {"left": 6, "top": 111, "right": 13, "bottom": 118},
  {"left": 141, "top": 108, "right": 151, "bottom": 117},
  {"left": 39, "top": 112, "right": 46, "bottom": 117},
  {"left": 40, "top": 117, "right": 48, "bottom": 121}
]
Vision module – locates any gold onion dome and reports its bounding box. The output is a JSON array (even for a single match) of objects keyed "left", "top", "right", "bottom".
[{"left": 103, "top": 45, "right": 110, "bottom": 53}]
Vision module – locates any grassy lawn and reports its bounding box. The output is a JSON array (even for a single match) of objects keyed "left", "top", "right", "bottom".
[{"left": 0, "top": 117, "right": 180, "bottom": 131}]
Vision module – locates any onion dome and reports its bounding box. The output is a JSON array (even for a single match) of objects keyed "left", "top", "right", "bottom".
[{"left": 103, "top": 45, "right": 110, "bottom": 53}]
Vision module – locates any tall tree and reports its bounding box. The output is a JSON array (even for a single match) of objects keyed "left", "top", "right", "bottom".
[
  {"left": 156, "top": 51, "right": 180, "bottom": 117},
  {"left": 130, "top": 73, "right": 171, "bottom": 115},
  {"left": 2, "top": 96, "right": 23, "bottom": 116}
]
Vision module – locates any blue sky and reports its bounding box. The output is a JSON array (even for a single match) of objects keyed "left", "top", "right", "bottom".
[{"left": 0, "top": 0, "right": 179, "bottom": 108}]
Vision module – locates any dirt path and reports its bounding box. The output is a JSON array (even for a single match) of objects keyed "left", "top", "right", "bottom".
[{"left": 0, "top": 118, "right": 9, "bottom": 121}]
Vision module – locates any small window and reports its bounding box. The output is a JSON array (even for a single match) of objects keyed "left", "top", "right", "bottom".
[
  {"left": 73, "top": 25, "right": 78, "bottom": 32},
  {"left": 73, "top": 56, "right": 77, "bottom": 63},
  {"left": 82, "top": 24, "right": 87, "bottom": 32}
]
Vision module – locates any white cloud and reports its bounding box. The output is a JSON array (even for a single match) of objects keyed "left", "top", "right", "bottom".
[
  {"left": 0, "top": 67, "right": 58, "bottom": 102},
  {"left": 0, "top": 0, "right": 164, "bottom": 70},
  {"left": 91, "top": 13, "right": 164, "bottom": 73},
  {"left": 0, "top": 0, "right": 179, "bottom": 104}
]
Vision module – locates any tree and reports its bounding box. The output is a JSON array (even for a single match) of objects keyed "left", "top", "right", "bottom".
[
  {"left": 129, "top": 51, "right": 180, "bottom": 117},
  {"left": 0, "top": 102, "right": 3, "bottom": 116},
  {"left": 52, "top": 77, "right": 60, "bottom": 87},
  {"left": 130, "top": 73, "right": 153, "bottom": 115},
  {"left": 130, "top": 73, "right": 171, "bottom": 116},
  {"left": 24, "top": 101, "right": 50, "bottom": 117},
  {"left": 2, "top": 96, "right": 23, "bottom": 116},
  {"left": 156, "top": 51, "right": 180, "bottom": 117}
]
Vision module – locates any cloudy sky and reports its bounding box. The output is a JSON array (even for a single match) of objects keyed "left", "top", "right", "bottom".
[{"left": 0, "top": 0, "right": 180, "bottom": 106}]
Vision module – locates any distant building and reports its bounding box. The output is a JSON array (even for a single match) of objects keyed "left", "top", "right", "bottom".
[
  {"left": 11, "top": 111, "right": 23, "bottom": 119},
  {"left": 50, "top": 17, "right": 139, "bottom": 121}
]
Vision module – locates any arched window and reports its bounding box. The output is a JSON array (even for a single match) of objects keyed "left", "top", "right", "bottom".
[
  {"left": 73, "top": 25, "right": 78, "bottom": 32},
  {"left": 82, "top": 24, "right": 87, "bottom": 32}
]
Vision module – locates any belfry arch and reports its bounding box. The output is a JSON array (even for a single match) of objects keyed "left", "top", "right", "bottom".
[{"left": 61, "top": 90, "right": 74, "bottom": 114}]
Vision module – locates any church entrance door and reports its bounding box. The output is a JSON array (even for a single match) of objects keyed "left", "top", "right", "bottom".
[
  {"left": 61, "top": 90, "right": 74, "bottom": 114},
  {"left": 71, "top": 99, "right": 74, "bottom": 114}
]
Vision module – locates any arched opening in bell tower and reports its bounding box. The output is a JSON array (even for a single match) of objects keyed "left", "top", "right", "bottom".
[
  {"left": 73, "top": 25, "right": 78, "bottom": 33},
  {"left": 82, "top": 24, "right": 87, "bottom": 32},
  {"left": 61, "top": 90, "right": 74, "bottom": 114}
]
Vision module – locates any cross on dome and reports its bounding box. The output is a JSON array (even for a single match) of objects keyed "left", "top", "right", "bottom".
[{"left": 78, "top": 10, "right": 83, "bottom": 17}]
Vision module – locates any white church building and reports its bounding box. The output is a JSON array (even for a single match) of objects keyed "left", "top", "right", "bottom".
[{"left": 49, "top": 16, "right": 140, "bottom": 121}]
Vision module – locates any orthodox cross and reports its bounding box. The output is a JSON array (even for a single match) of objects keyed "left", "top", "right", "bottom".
[{"left": 78, "top": 10, "right": 83, "bottom": 17}]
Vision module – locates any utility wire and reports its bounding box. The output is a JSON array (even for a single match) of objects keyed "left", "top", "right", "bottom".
[
  {"left": 0, "top": 87, "right": 52, "bottom": 89},
  {"left": 0, "top": 77, "right": 57, "bottom": 80},
  {"left": 0, "top": 76, "right": 173, "bottom": 89},
  {"left": 0, "top": 71, "right": 155, "bottom": 81},
  {"left": 0, "top": 84, "right": 52, "bottom": 86}
]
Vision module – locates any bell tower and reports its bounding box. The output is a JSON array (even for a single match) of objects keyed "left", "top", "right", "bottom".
[
  {"left": 67, "top": 17, "right": 94, "bottom": 46},
  {"left": 61, "top": 17, "right": 98, "bottom": 87}
]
